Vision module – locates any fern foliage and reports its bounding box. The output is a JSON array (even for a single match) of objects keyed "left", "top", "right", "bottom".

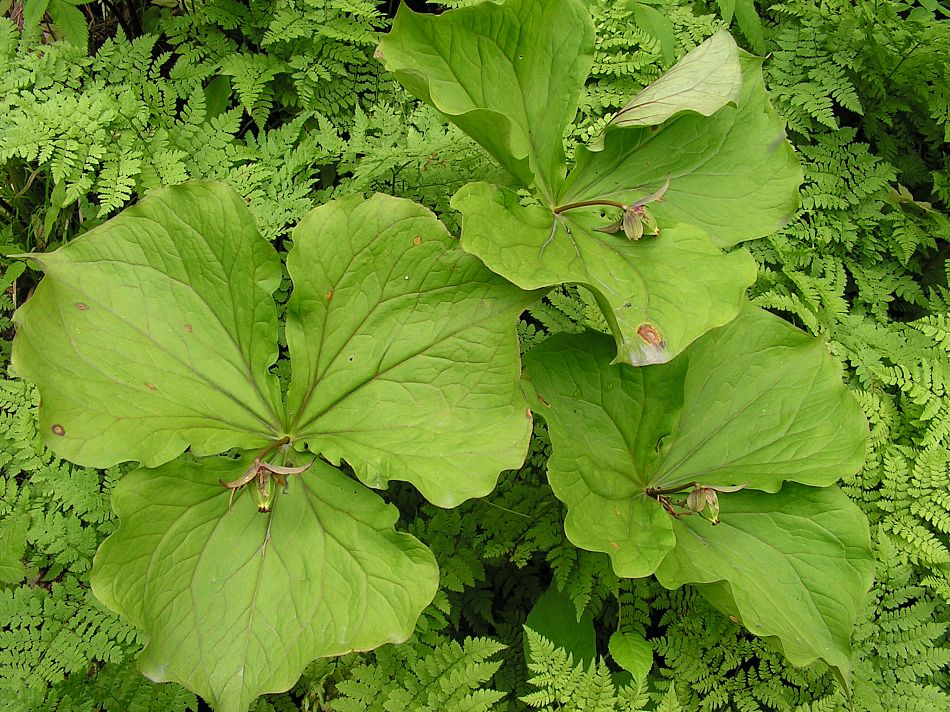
[
  {"left": 0, "top": 377, "right": 196, "bottom": 711},
  {"left": 160, "top": 0, "right": 385, "bottom": 122},
  {"left": 759, "top": 0, "right": 949, "bottom": 195},
  {"left": 521, "top": 629, "right": 679, "bottom": 712},
  {"left": 331, "top": 637, "right": 506, "bottom": 712}
]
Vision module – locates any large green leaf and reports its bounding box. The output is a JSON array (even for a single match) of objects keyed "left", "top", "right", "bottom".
[
  {"left": 376, "top": 0, "right": 594, "bottom": 202},
  {"left": 606, "top": 29, "right": 742, "bottom": 129},
  {"left": 452, "top": 182, "right": 756, "bottom": 365},
  {"left": 13, "top": 182, "right": 535, "bottom": 709},
  {"left": 11, "top": 182, "right": 284, "bottom": 467},
  {"left": 523, "top": 305, "right": 867, "bottom": 575},
  {"left": 650, "top": 306, "right": 868, "bottom": 492},
  {"left": 283, "top": 193, "right": 535, "bottom": 507},
  {"left": 559, "top": 54, "right": 802, "bottom": 248},
  {"left": 655, "top": 484, "right": 874, "bottom": 682},
  {"left": 92, "top": 455, "right": 438, "bottom": 712}
]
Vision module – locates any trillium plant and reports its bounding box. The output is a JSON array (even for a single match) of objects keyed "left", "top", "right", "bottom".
[
  {"left": 13, "top": 184, "right": 536, "bottom": 710},
  {"left": 13, "top": 0, "right": 874, "bottom": 709}
]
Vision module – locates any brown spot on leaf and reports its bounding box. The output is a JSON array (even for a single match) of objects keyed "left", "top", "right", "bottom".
[
  {"left": 537, "top": 393, "right": 550, "bottom": 407},
  {"left": 74, "top": 303, "right": 88, "bottom": 311},
  {"left": 609, "top": 541, "right": 621, "bottom": 550},
  {"left": 145, "top": 383, "right": 157, "bottom": 390},
  {"left": 413, "top": 235, "right": 422, "bottom": 246},
  {"left": 374, "top": 48, "right": 383, "bottom": 60},
  {"left": 728, "top": 615, "right": 739, "bottom": 624},
  {"left": 637, "top": 323, "right": 664, "bottom": 347},
  {"left": 326, "top": 290, "right": 333, "bottom": 301},
  {"left": 184, "top": 324, "right": 193, "bottom": 333},
  {"left": 51, "top": 424, "right": 65, "bottom": 436}
]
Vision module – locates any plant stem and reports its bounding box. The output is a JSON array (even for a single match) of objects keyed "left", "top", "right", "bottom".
[
  {"left": 552, "top": 199, "right": 627, "bottom": 215},
  {"left": 479, "top": 498, "right": 532, "bottom": 519},
  {"left": 259, "top": 436, "right": 291, "bottom": 461},
  {"left": 645, "top": 481, "right": 697, "bottom": 498}
]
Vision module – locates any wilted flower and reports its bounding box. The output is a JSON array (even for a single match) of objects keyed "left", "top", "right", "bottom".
[{"left": 594, "top": 177, "right": 669, "bottom": 240}]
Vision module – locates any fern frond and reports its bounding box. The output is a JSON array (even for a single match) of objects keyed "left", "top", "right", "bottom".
[
  {"left": 523, "top": 629, "right": 607, "bottom": 711},
  {"left": 332, "top": 637, "right": 506, "bottom": 712}
]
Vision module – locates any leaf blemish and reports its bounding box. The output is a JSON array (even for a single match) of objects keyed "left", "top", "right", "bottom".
[
  {"left": 184, "top": 323, "right": 193, "bottom": 333},
  {"left": 74, "top": 302, "right": 88, "bottom": 310},
  {"left": 326, "top": 290, "right": 333, "bottom": 301},
  {"left": 636, "top": 323, "right": 664, "bottom": 347},
  {"left": 145, "top": 383, "right": 157, "bottom": 390},
  {"left": 413, "top": 235, "right": 422, "bottom": 246},
  {"left": 51, "top": 424, "right": 65, "bottom": 436}
]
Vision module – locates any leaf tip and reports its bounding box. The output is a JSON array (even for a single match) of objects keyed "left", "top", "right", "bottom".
[{"left": 619, "top": 323, "right": 670, "bottom": 366}]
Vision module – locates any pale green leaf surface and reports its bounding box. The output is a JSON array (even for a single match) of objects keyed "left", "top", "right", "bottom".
[
  {"left": 376, "top": 0, "right": 594, "bottom": 202},
  {"left": 524, "top": 332, "right": 682, "bottom": 575},
  {"left": 523, "top": 306, "right": 867, "bottom": 576},
  {"left": 12, "top": 182, "right": 284, "bottom": 468},
  {"left": 91, "top": 455, "right": 438, "bottom": 712},
  {"left": 733, "top": 0, "right": 767, "bottom": 54},
  {"left": 524, "top": 587, "right": 596, "bottom": 667},
  {"left": 47, "top": 0, "right": 88, "bottom": 49},
  {"left": 717, "top": 0, "right": 737, "bottom": 24},
  {"left": 651, "top": 305, "right": 868, "bottom": 492},
  {"left": 19, "top": 0, "right": 49, "bottom": 47},
  {"left": 654, "top": 484, "right": 874, "bottom": 681},
  {"left": 608, "top": 29, "right": 741, "bottom": 128},
  {"left": 453, "top": 182, "right": 756, "bottom": 365},
  {"left": 631, "top": 3, "right": 675, "bottom": 63},
  {"left": 0, "top": 514, "right": 28, "bottom": 584},
  {"left": 284, "top": 193, "right": 534, "bottom": 507},
  {"left": 608, "top": 631, "right": 652, "bottom": 683},
  {"left": 560, "top": 55, "right": 802, "bottom": 247}
]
